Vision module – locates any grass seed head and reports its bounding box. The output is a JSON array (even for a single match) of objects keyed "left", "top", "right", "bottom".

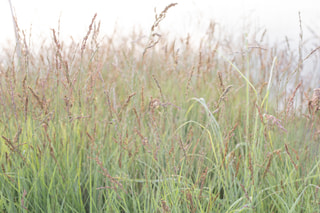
[{"left": 309, "top": 88, "right": 320, "bottom": 113}]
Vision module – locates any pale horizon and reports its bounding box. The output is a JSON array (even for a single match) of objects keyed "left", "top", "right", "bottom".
[{"left": 1, "top": 0, "right": 319, "bottom": 48}]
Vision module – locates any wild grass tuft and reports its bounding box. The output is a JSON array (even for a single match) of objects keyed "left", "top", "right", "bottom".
[{"left": 1, "top": 5, "right": 320, "bottom": 212}]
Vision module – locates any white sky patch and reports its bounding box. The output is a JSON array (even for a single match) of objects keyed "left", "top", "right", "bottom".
[{"left": 0, "top": 0, "right": 319, "bottom": 47}]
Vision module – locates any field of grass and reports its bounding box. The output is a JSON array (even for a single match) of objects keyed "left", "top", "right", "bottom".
[{"left": 1, "top": 6, "right": 320, "bottom": 212}]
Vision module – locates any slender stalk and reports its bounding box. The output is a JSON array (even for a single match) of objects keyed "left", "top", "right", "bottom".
[{"left": 8, "top": 0, "right": 22, "bottom": 69}]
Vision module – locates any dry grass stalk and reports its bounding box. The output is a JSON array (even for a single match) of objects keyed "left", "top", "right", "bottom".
[
  {"left": 309, "top": 88, "right": 320, "bottom": 114},
  {"left": 297, "top": 12, "right": 303, "bottom": 84},
  {"left": 161, "top": 200, "right": 170, "bottom": 213},
  {"left": 21, "top": 30, "right": 30, "bottom": 71},
  {"left": 134, "top": 129, "right": 150, "bottom": 154},
  {"left": 258, "top": 82, "right": 268, "bottom": 95},
  {"left": 185, "top": 190, "right": 196, "bottom": 213},
  {"left": 143, "top": 33, "right": 161, "bottom": 57},
  {"left": 152, "top": 3, "right": 177, "bottom": 32},
  {"left": 172, "top": 46, "right": 179, "bottom": 71},
  {"left": 52, "top": 29, "right": 73, "bottom": 89},
  {"left": 263, "top": 152, "right": 273, "bottom": 178},
  {"left": 22, "top": 75, "right": 29, "bottom": 121},
  {"left": 141, "top": 86, "right": 145, "bottom": 113},
  {"left": 24, "top": 94, "right": 28, "bottom": 122},
  {"left": 197, "top": 167, "right": 208, "bottom": 200},
  {"left": 7, "top": 70, "right": 18, "bottom": 122},
  {"left": 217, "top": 71, "right": 225, "bottom": 91},
  {"left": 273, "top": 149, "right": 282, "bottom": 162},
  {"left": 264, "top": 114, "right": 287, "bottom": 133},
  {"left": 2, "top": 127, "right": 25, "bottom": 161},
  {"left": 91, "top": 20, "right": 101, "bottom": 48},
  {"left": 63, "top": 95, "right": 73, "bottom": 118},
  {"left": 303, "top": 46, "right": 320, "bottom": 62},
  {"left": 95, "top": 156, "right": 125, "bottom": 196},
  {"left": 2, "top": 136, "right": 16, "bottom": 152},
  {"left": 240, "top": 183, "right": 251, "bottom": 203},
  {"left": 8, "top": 0, "right": 22, "bottom": 65},
  {"left": 152, "top": 74, "right": 164, "bottom": 101},
  {"left": 178, "top": 137, "right": 188, "bottom": 160},
  {"left": 119, "top": 93, "right": 136, "bottom": 118},
  {"left": 204, "top": 53, "right": 212, "bottom": 77},
  {"left": 132, "top": 108, "right": 141, "bottom": 130},
  {"left": 1, "top": 164, "right": 15, "bottom": 183},
  {"left": 235, "top": 154, "right": 241, "bottom": 177},
  {"left": 286, "top": 82, "right": 302, "bottom": 117},
  {"left": 208, "top": 192, "right": 220, "bottom": 211},
  {"left": 81, "top": 13, "right": 97, "bottom": 53},
  {"left": 285, "top": 143, "right": 298, "bottom": 170},
  {"left": 248, "top": 150, "right": 254, "bottom": 185},
  {"left": 197, "top": 50, "right": 202, "bottom": 76},
  {"left": 168, "top": 138, "right": 175, "bottom": 156},
  {"left": 222, "top": 122, "right": 238, "bottom": 166},
  {"left": 216, "top": 85, "right": 232, "bottom": 107},
  {"left": 52, "top": 29, "right": 63, "bottom": 72},
  {"left": 149, "top": 97, "right": 161, "bottom": 112},
  {"left": 185, "top": 66, "right": 194, "bottom": 97},
  {"left": 63, "top": 60, "right": 71, "bottom": 87},
  {"left": 0, "top": 74, "right": 6, "bottom": 111},
  {"left": 20, "top": 189, "right": 28, "bottom": 211},
  {"left": 28, "top": 86, "right": 45, "bottom": 111},
  {"left": 143, "top": 3, "right": 178, "bottom": 56},
  {"left": 97, "top": 71, "right": 116, "bottom": 118},
  {"left": 86, "top": 131, "right": 94, "bottom": 143},
  {"left": 13, "top": 126, "right": 22, "bottom": 144}
]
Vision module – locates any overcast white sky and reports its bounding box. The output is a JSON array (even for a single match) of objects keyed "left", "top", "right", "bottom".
[{"left": 1, "top": 0, "right": 319, "bottom": 47}]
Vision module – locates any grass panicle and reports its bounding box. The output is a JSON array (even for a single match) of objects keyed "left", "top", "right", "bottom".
[{"left": 0, "top": 4, "right": 320, "bottom": 212}]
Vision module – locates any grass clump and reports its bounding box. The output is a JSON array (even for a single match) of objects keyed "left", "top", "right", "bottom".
[{"left": 1, "top": 5, "right": 320, "bottom": 212}]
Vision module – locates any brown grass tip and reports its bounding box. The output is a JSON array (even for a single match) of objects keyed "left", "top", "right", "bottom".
[{"left": 309, "top": 88, "right": 320, "bottom": 114}]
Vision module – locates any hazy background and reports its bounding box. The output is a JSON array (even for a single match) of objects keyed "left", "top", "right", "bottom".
[{"left": 1, "top": 0, "right": 319, "bottom": 48}]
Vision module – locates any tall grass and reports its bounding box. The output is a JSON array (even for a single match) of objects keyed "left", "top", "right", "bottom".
[{"left": 1, "top": 5, "right": 320, "bottom": 212}]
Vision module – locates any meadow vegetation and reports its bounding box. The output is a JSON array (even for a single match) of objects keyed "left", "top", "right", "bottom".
[{"left": 1, "top": 4, "right": 320, "bottom": 212}]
